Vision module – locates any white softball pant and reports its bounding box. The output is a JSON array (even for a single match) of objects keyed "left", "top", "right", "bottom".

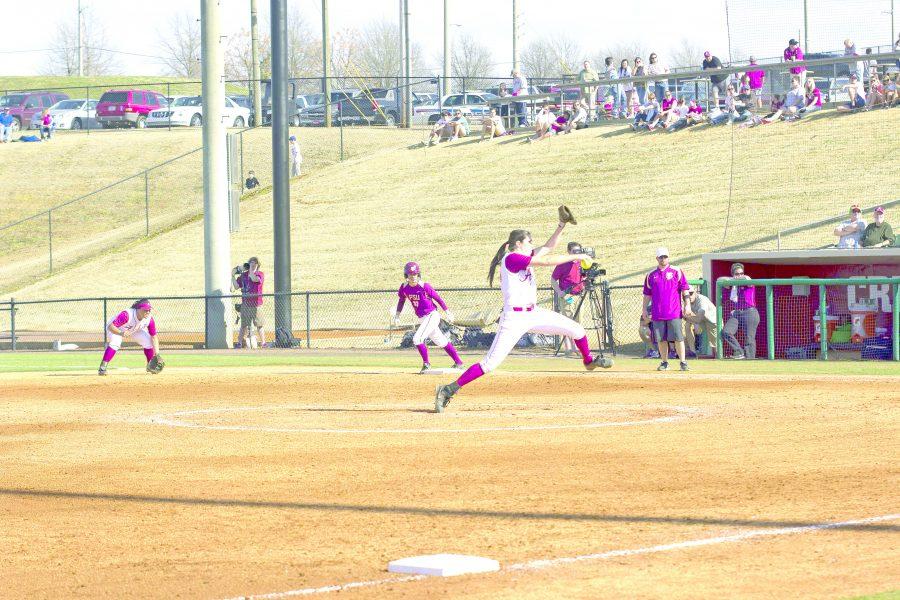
[
  {"left": 412, "top": 311, "right": 449, "bottom": 347},
  {"left": 480, "top": 306, "right": 585, "bottom": 373},
  {"left": 107, "top": 330, "right": 153, "bottom": 351}
]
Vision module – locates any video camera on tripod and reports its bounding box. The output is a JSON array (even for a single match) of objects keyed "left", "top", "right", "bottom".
[{"left": 556, "top": 242, "right": 615, "bottom": 364}]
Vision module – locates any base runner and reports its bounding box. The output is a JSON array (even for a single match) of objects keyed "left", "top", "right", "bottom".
[
  {"left": 434, "top": 208, "right": 610, "bottom": 412},
  {"left": 395, "top": 262, "right": 464, "bottom": 373},
  {"left": 98, "top": 299, "right": 163, "bottom": 376}
]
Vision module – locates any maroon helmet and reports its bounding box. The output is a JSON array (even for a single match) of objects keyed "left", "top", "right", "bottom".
[{"left": 404, "top": 261, "right": 420, "bottom": 277}]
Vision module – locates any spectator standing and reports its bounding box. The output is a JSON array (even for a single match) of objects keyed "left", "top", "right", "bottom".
[
  {"left": 577, "top": 60, "right": 600, "bottom": 115},
  {"left": 784, "top": 39, "right": 806, "bottom": 86},
  {"left": 603, "top": 57, "right": 619, "bottom": 117},
  {"left": 618, "top": 59, "right": 635, "bottom": 118},
  {"left": 511, "top": 69, "right": 528, "bottom": 126},
  {"left": 40, "top": 110, "right": 54, "bottom": 141},
  {"left": 497, "top": 82, "right": 512, "bottom": 127},
  {"left": 633, "top": 57, "right": 647, "bottom": 105},
  {"left": 843, "top": 39, "right": 864, "bottom": 82},
  {"left": 863, "top": 48, "right": 877, "bottom": 82},
  {"left": 289, "top": 135, "right": 302, "bottom": 177},
  {"left": 232, "top": 257, "right": 266, "bottom": 349},
  {"left": 683, "top": 286, "right": 718, "bottom": 357},
  {"left": 861, "top": 206, "right": 895, "bottom": 248},
  {"left": 245, "top": 170, "right": 260, "bottom": 190},
  {"left": 551, "top": 241, "right": 587, "bottom": 354},
  {"left": 895, "top": 33, "right": 900, "bottom": 69},
  {"left": 641, "top": 247, "right": 692, "bottom": 372},
  {"left": 834, "top": 204, "right": 867, "bottom": 248},
  {"left": 646, "top": 53, "right": 669, "bottom": 103},
  {"left": 720, "top": 263, "right": 759, "bottom": 360},
  {"left": 0, "top": 108, "right": 13, "bottom": 143},
  {"left": 702, "top": 51, "right": 727, "bottom": 105},
  {"left": 746, "top": 56, "right": 766, "bottom": 108}
]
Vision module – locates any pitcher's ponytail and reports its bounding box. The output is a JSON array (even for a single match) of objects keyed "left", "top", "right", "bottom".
[{"left": 487, "top": 229, "right": 530, "bottom": 287}]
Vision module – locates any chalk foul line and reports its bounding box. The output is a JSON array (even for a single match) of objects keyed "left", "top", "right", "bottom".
[{"left": 221, "top": 512, "right": 900, "bottom": 599}]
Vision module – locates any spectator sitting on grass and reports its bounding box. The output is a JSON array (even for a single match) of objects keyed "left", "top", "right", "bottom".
[
  {"left": 446, "top": 109, "right": 470, "bottom": 141},
  {"left": 837, "top": 74, "right": 867, "bottom": 111},
  {"left": 737, "top": 74, "right": 752, "bottom": 104},
  {"left": 866, "top": 74, "right": 886, "bottom": 108},
  {"left": 884, "top": 73, "right": 898, "bottom": 106},
  {"left": 245, "top": 170, "right": 260, "bottom": 190},
  {"left": 663, "top": 98, "right": 690, "bottom": 131},
  {"left": 861, "top": 206, "right": 895, "bottom": 248},
  {"left": 481, "top": 108, "right": 507, "bottom": 141},
  {"left": 649, "top": 89, "right": 676, "bottom": 129},
  {"left": 427, "top": 110, "right": 452, "bottom": 145},
  {"left": 531, "top": 110, "right": 569, "bottom": 142},
  {"left": 751, "top": 94, "right": 786, "bottom": 125},
  {"left": 686, "top": 99, "right": 705, "bottom": 125},
  {"left": 798, "top": 77, "right": 822, "bottom": 115},
  {"left": 631, "top": 92, "right": 659, "bottom": 130},
  {"left": 746, "top": 57, "right": 766, "bottom": 108},
  {"left": 532, "top": 105, "right": 556, "bottom": 138},
  {"left": 834, "top": 204, "right": 867, "bottom": 248},
  {"left": 783, "top": 77, "right": 806, "bottom": 119},
  {"left": 708, "top": 84, "right": 746, "bottom": 125},
  {"left": 566, "top": 100, "right": 589, "bottom": 132}
]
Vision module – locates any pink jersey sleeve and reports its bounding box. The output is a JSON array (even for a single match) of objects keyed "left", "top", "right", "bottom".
[
  {"left": 504, "top": 253, "right": 532, "bottom": 273},
  {"left": 147, "top": 317, "right": 157, "bottom": 336},
  {"left": 396, "top": 286, "right": 406, "bottom": 314},
  {"left": 677, "top": 268, "right": 689, "bottom": 292},
  {"left": 424, "top": 283, "right": 448, "bottom": 311},
  {"left": 112, "top": 311, "right": 129, "bottom": 327},
  {"left": 642, "top": 272, "right": 652, "bottom": 296}
]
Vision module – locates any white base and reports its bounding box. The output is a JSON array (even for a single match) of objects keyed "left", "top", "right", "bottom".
[
  {"left": 388, "top": 554, "right": 500, "bottom": 577},
  {"left": 421, "top": 368, "right": 463, "bottom": 376}
]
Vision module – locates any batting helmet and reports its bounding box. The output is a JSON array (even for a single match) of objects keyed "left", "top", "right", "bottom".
[{"left": 404, "top": 261, "right": 420, "bottom": 277}]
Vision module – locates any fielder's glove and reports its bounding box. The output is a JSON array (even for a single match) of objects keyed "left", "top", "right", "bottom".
[
  {"left": 558, "top": 205, "right": 577, "bottom": 225},
  {"left": 146, "top": 354, "right": 165, "bottom": 374}
]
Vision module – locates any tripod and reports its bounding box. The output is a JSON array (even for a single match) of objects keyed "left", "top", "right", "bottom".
[{"left": 554, "top": 279, "right": 616, "bottom": 361}]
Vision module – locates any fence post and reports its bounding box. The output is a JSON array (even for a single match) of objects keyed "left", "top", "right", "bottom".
[
  {"left": 204, "top": 295, "right": 210, "bottom": 349},
  {"left": 700, "top": 278, "right": 711, "bottom": 356},
  {"left": 103, "top": 298, "right": 108, "bottom": 346},
  {"left": 144, "top": 170, "right": 150, "bottom": 236},
  {"left": 715, "top": 282, "right": 724, "bottom": 359},
  {"left": 339, "top": 102, "right": 344, "bottom": 161},
  {"left": 167, "top": 82, "right": 172, "bottom": 130},
  {"left": 818, "top": 284, "right": 828, "bottom": 360},
  {"left": 766, "top": 285, "right": 775, "bottom": 360},
  {"left": 305, "top": 292, "right": 311, "bottom": 349},
  {"left": 9, "top": 298, "right": 15, "bottom": 352},
  {"left": 893, "top": 283, "right": 899, "bottom": 361},
  {"left": 47, "top": 210, "right": 53, "bottom": 273},
  {"left": 776, "top": 230, "right": 781, "bottom": 250},
  {"left": 86, "top": 85, "right": 91, "bottom": 136}
]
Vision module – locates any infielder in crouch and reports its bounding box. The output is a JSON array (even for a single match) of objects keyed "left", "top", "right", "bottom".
[
  {"left": 98, "top": 299, "right": 163, "bottom": 376},
  {"left": 434, "top": 213, "right": 609, "bottom": 413},
  {"left": 395, "top": 262, "right": 464, "bottom": 373}
]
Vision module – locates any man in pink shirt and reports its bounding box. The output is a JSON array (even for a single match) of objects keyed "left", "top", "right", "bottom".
[
  {"left": 232, "top": 257, "right": 266, "bottom": 349},
  {"left": 784, "top": 39, "right": 806, "bottom": 86},
  {"left": 641, "top": 247, "right": 692, "bottom": 371},
  {"left": 746, "top": 57, "right": 766, "bottom": 108}
]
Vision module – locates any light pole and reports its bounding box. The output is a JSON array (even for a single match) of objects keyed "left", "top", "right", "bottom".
[{"left": 443, "top": 0, "right": 450, "bottom": 96}]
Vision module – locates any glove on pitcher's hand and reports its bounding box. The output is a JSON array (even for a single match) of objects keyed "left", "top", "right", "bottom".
[{"left": 558, "top": 205, "right": 577, "bottom": 225}]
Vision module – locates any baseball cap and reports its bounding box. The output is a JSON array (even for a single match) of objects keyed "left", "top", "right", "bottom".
[
  {"left": 704, "top": 51, "right": 711, "bottom": 57},
  {"left": 656, "top": 247, "right": 669, "bottom": 258},
  {"left": 874, "top": 206, "right": 885, "bottom": 214},
  {"left": 850, "top": 204, "right": 861, "bottom": 213},
  {"left": 289, "top": 135, "right": 296, "bottom": 141},
  {"left": 789, "top": 39, "right": 799, "bottom": 45}
]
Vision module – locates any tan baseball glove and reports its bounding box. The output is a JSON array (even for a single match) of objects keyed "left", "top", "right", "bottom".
[{"left": 558, "top": 205, "right": 577, "bottom": 225}]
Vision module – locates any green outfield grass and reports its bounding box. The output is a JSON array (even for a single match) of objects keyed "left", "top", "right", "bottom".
[
  {"left": 1, "top": 351, "right": 897, "bottom": 375},
  {"left": 846, "top": 592, "right": 900, "bottom": 600}
]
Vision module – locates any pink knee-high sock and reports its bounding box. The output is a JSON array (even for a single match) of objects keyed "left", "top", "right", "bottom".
[
  {"left": 443, "top": 343, "right": 462, "bottom": 364},
  {"left": 416, "top": 344, "right": 429, "bottom": 364},
  {"left": 456, "top": 363, "right": 484, "bottom": 387},
  {"left": 574, "top": 336, "right": 594, "bottom": 365},
  {"left": 102, "top": 347, "right": 117, "bottom": 363},
  {"left": 143, "top": 348, "right": 155, "bottom": 362}
]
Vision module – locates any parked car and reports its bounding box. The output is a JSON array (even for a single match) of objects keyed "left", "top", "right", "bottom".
[
  {"left": 412, "top": 92, "right": 439, "bottom": 106},
  {"left": 28, "top": 99, "right": 98, "bottom": 130},
  {"left": 228, "top": 95, "right": 257, "bottom": 125},
  {"left": 0, "top": 91, "right": 69, "bottom": 134},
  {"left": 146, "top": 96, "right": 251, "bottom": 128},
  {"left": 96, "top": 89, "right": 169, "bottom": 129},
  {"left": 299, "top": 90, "right": 396, "bottom": 126},
  {"left": 425, "top": 91, "right": 499, "bottom": 125}
]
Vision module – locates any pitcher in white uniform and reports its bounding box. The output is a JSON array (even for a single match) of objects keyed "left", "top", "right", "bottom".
[
  {"left": 434, "top": 222, "right": 610, "bottom": 412},
  {"left": 98, "top": 299, "right": 160, "bottom": 376}
]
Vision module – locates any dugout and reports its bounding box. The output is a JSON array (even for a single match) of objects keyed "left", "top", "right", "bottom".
[{"left": 702, "top": 249, "right": 900, "bottom": 360}]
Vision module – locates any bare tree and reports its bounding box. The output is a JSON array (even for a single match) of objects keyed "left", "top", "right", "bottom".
[
  {"left": 226, "top": 28, "right": 270, "bottom": 81},
  {"left": 451, "top": 33, "right": 492, "bottom": 90},
  {"left": 157, "top": 12, "right": 201, "bottom": 78},
  {"left": 593, "top": 42, "right": 652, "bottom": 71},
  {"left": 287, "top": 6, "right": 320, "bottom": 78},
  {"left": 668, "top": 38, "right": 706, "bottom": 70},
  {"left": 521, "top": 35, "right": 583, "bottom": 80},
  {"left": 44, "top": 8, "right": 117, "bottom": 76}
]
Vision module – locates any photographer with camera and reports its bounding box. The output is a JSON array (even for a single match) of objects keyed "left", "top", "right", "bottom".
[
  {"left": 231, "top": 257, "right": 266, "bottom": 349},
  {"left": 551, "top": 242, "right": 587, "bottom": 355}
]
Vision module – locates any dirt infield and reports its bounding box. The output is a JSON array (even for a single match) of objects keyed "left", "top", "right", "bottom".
[{"left": 1, "top": 365, "right": 897, "bottom": 599}]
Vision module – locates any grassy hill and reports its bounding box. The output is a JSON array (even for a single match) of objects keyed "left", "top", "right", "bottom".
[{"left": 2, "top": 109, "right": 897, "bottom": 315}]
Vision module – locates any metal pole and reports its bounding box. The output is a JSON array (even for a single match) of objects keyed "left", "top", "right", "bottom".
[
  {"left": 48, "top": 211, "right": 52, "bottom": 273},
  {"left": 250, "top": 0, "right": 263, "bottom": 128},
  {"left": 893, "top": 283, "right": 899, "bottom": 361},
  {"left": 9, "top": 298, "right": 15, "bottom": 352},
  {"left": 399, "top": 0, "right": 407, "bottom": 125},
  {"left": 322, "top": 0, "right": 332, "bottom": 128},
  {"left": 103, "top": 298, "right": 108, "bottom": 346},
  {"left": 305, "top": 292, "right": 311, "bottom": 348},
  {"left": 701, "top": 279, "right": 711, "bottom": 356},
  {"left": 512, "top": 0, "right": 519, "bottom": 72},
  {"left": 272, "top": 0, "right": 293, "bottom": 338},
  {"left": 818, "top": 284, "right": 828, "bottom": 360},
  {"left": 85, "top": 86, "right": 90, "bottom": 135},
  {"left": 443, "top": 0, "right": 450, "bottom": 96},
  {"left": 715, "top": 281, "right": 723, "bottom": 359},
  {"left": 77, "top": 0, "right": 83, "bottom": 77},
  {"left": 339, "top": 102, "right": 344, "bottom": 160},
  {"left": 403, "top": 0, "right": 411, "bottom": 128},
  {"left": 144, "top": 170, "right": 150, "bottom": 236},
  {"left": 766, "top": 285, "right": 775, "bottom": 360},
  {"left": 201, "top": 0, "right": 233, "bottom": 349}
]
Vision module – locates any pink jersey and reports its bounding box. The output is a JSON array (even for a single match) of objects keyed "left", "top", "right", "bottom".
[
  {"left": 643, "top": 266, "right": 688, "bottom": 321},
  {"left": 235, "top": 271, "right": 264, "bottom": 306},
  {"left": 661, "top": 97, "right": 675, "bottom": 111},
  {"left": 110, "top": 308, "right": 157, "bottom": 337},
  {"left": 551, "top": 260, "right": 584, "bottom": 295},
  {"left": 396, "top": 282, "right": 447, "bottom": 318},
  {"left": 501, "top": 252, "right": 536, "bottom": 310},
  {"left": 747, "top": 68, "right": 765, "bottom": 89},
  {"left": 688, "top": 104, "right": 703, "bottom": 115},
  {"left": 784, "top": 47, "right": 805, "bottom": 74},
  {"left": 805, "top": 87, "right": 822, "bottom": 107}
]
